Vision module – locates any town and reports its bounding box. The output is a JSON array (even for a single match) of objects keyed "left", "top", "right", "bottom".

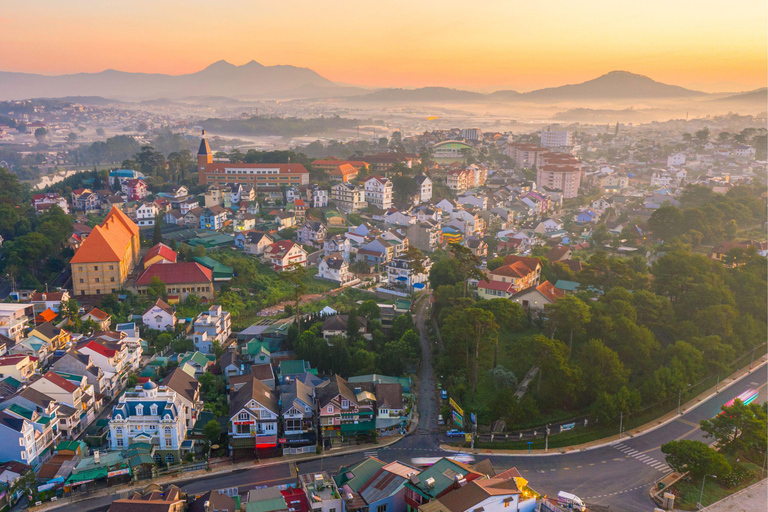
[{"left": 0, "top": 106, "right": 765, "bottom": 512}]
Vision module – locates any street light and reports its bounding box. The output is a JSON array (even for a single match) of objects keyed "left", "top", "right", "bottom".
[{"left": 698, "top": 474, "right": 716, "bottom": 509}]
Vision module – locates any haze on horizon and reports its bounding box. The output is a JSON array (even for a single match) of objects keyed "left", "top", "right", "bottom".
[{"left": 1, "top": 0, "right": 766, "bottom": 93}]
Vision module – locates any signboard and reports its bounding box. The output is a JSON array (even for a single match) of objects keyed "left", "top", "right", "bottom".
[
  {"left": 449, "top": 398, "right": 464, "bottom": 417},
  {"left": 452, "top": 410, "right": 463, "bottom": 428},
  {"left": 470, "top": 413, "right": 477, "bottom": 426},
  {"left": 464, "top": 433, "right": 472, "bottom": 443},
  {"left": 108, "top": 468, "right": 130, "bottom": 478},
  {"left": 279, "top": 438, "right": 287, "bottom": 444},
  {"left": 561, "top": 422, "right": 575, "bottom": 432},
  {"left": 234, "top": 420, "right": 254, "bottom": 425}
]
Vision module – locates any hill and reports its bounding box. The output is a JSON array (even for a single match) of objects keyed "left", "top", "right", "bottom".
[
  {"left": 0, "top": 60, "right": 338, "bottom": 100},
  {"left": 711, "top": 88, "right": 767, "bottom": 103},
  {"left": 520, "top": 71, "right": 705, "bottom": 100}
]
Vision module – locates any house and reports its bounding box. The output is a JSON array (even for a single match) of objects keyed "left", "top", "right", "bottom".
[
  {"left": 546, "top": 244, "right": 572, "bottom": 262},
  {"left": 220, "top": 349, "right": 241, "bottom": 383},
  {"left": 236, "top": 231, "right": 274, "bottom": 256},
  {"left": 143, "top": 243, "right": 178, "bottom": 268},
  {"left": 329, "top": 163, "right": 360, "bottom": 182},
  {"left": 232, "top": 213, "right": 257, "bottom": 232},
  {"left": 404, "top": 457, "right": 485, "bottom": 510},
  {"left": 109, "top": 382, "right": 189, "bottom": 463},
  {"left": 574, "top": 209, "right": 599, "bottom": 224},
  {"left": 0, "top": 411, "right": 39, "bottom": 464},
  {"left": 273, "top": 210, "right": 296, "bottom": 230},
  {"left": 414, "top": 174, "right": 433, "bottom": 203},
  {"left": 374, "top": 382, "right": 405, "bottom": 422},
  {"left": 476, "top": 279, "right": 517, "bottom": 300},
  {"left": 30, "top": 291, "right": 69, "bottom": 313},
  {"left": 264, "top": 240, "right": 308, "bottom": 271},
  {"left": 0, "top": 355, "right": 36, "bottom": 382},
  {"left": 77, "top": 340, "right": 126, "bottom": 395},
  {"left": 72, "top": 188, "right": 101, "bottom": 212},
  {"left": 188, "top": 490, "right": 238, "bottom": 512},
  {"left": 80, "top": 308, "right": 111, "bottom": 330},
  {"left": 534, "top": 218, "right": 562, "bottom": 234},
  {"left": 135, "top": 262, "right": 214, "bottom": 302},
  {"left": 177, "top": 351, "right": 214, "bottom": 377},
  {"left": 70, "top": 207, "right": 141, "bottom": 296},
  {"left": 184, "top": 207, "right": 203, "bottom": 226},
  {"left": 122, "top": 179, "right": 148, "bottom": 201},
  {"left": 458, "top": 194, "right": 487, "bottom": 210},
  {"left": 108, "top": 484, "right": 185, "bottom": 512},
  {"left": 667, "top": 152, "right": 686, "bottom": 167},
  {"left": 511, "top": 281, "right": 564, "bottom": 311},
  {"left": 331, "top": 182, "right": 367, "bottom": 212},
  {"left": 142, "top": 298, "right": 176, "bottom": 331},
  {"left": 52, "top": 351, "right": 109, "bottom": 397},
  {"left": 161, "top": 367, "right": 202, "bottom": 430},
  {"left": 251, "top": 362, "right": 276, "bottom": 389},
  {"left": 280, "top": 379, "right": 316, "bottom": 447},
  {"left": 321, "top": 315, "right": 368, "bottom": 340},
  {"left": 364, "top": 176, "right": 394, "bottom": 210},
  {"left": 191, "top": 306, "right": 231, "bottom": 354},
  {"left": 316, "top": 375, "right": 374, "bottom": 440},
  {"left": 464, "top": 237, "right": 487, "bottom": 257},
  {"left": 297, "top": 221, "right": 327, "bottom": 246},
  {"left": 165, "top": 209, "right": 184, "bottom": 225},
  {"left": 310, "top": 185, "right": 329, "bottom": 208},
  {"left": 406, "top": 221, "right": 441, "bottom": 252},
  {"left": 245, "top": 487, "right": 289, "bottom": 512},
  {"left": 324, "top": 234, "right": 352, "bottom": 260},
  {"left": 318, "top": 253, "right": 354, "bottom": 284},
  {"left": 446, "top": 169, "right": 473, "bottom": 193},
  {"left": 135, "top": 202, "right": 159, "bottom": 227},
  {"left": 31, "top": 193, "right": 70, "bottom": 214},
  {"left": 299, "top": 472, "right": 343, "bottom": 512},
  {"left": 357, "top": 238, "right": 395, "bottom": 265},
  {"left": 228, "top": 376, "right": 279, "bottom": 456},
  {"left": 386, "top": 257, "right": 432, "bottom": 289},
  {"left": 422, "top": 467, "right": 533, "bottom": 512},
  {"left": 200, "top": 205, "right": 228, "bottom": 230}
]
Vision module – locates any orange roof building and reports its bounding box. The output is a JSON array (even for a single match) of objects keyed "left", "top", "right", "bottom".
[{"left": 70, "top": 207, "right": 140, "bottom": 296}]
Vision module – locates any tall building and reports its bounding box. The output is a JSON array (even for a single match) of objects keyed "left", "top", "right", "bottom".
[
  {"left": 505, "top": 142, "right": 548, "bottom": 169},
  {"left": 70, "top": 207, "right": 141, "bottom": 296},
  {"left": 364, "top": 176, "right": 393, "bottom": 210},
  {"left": 540, "top": 130, "right": 573, "bottom": 148},
  {"left": 536, "top": 152, "right": 583, "bottom": 199},
  {"left": 197, "top": 132, "right": 309, "bottom": 188}
]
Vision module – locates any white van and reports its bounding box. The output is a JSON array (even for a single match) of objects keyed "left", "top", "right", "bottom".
[
  {"left": 437, "top": 415, "right": 445, "bottom": 425},
  {"left": 557, "top": 491, "right": 586, "bottom": 511}
]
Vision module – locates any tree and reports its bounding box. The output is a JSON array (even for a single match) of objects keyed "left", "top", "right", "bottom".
[
  {"left": 34, "top": 127, "right": 48, "bottom": 143},
  {"left": 358, "top": 300, "right": 381, "bottom": 321},
  {"left": 694, "top": 127, "right": 711, "bottom": 144},
  {"left": 486, "top": 256, "right": 504, "bottom": 271},
  {"left": 136, "top": 145, "right": 165, "bottom": 176},
  {"left": 152, "top": 216, "right": 163, "bottom": 246},
  {"left": 477, "top": 299, "right": 523, "bottom": 367},
  {"left": 280, "top": 264, "right": 308, "bottom": 332},
  {"left": 443, "top": 307, "right": 498, "bottom": 398},
  {"left": 392, "top": 175, "right": 419, "bottom": 204},
  {"left": 96, "top": 128, "right": 106, "bottom": 137},
  {"left": 346, "top": 307, "right": 361, "bottom": 342},
  {"left": 661, "top": 440, "right": 731, "bottom": 481},
  {"left": 66, "top": 132, "right": 78, "bottom": 143},
  {"left": 448, "top": 242, "right": 485, "bottom": 297},
  {"left": 576, "top": 339, "right": 629, "bottom": 403},
  {"left": 61, "top": 298, "right": 80, "bottom": 324},
  {"left": 700, "top": 400, "right": 767, "bottom": 455},
  {"left": 648, "top": 206, "right": 684, "bottom": 242},
  {"left": 545, "top": 295, "right": 591, "bottom": 353},
  {"left": 147, "top": 276, "right": 167, "bottom": 301},
  {"left": 203, "top": 420, "right": 222, "bottom": 444}
]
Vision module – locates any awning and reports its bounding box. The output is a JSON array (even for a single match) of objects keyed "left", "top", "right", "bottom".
[
  {"left": 255, "top": 435, "right": 277, "bottom": 448},
  {"left": 67, "top": 467, "right": 107, "bottom": 483}
]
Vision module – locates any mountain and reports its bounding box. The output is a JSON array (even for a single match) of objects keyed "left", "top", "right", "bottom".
[
  {"left": 0, "top": 60, "right": 338, "bottom": 100},
  {"left": 519, "top": 71, "right": 705, "bottom": 100},
  {"left": 711, "top": 88, "right": 767, "bottom": 103}
]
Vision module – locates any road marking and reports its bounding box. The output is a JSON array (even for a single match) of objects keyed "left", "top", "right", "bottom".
[
  {"left": 577, "top": 465, "right": 582, "bottom": 468},
  {"left": 677, "top": 418, "right": 699, "bottom": 427},
  {"left": 563, "top": 467, "right": 569, "bottom": 470},
  {"left": 601, "top": 461, "right": 607, "bottom": 463}
]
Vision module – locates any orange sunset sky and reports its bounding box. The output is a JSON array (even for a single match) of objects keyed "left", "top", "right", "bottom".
[{"left": 1, "top": 0, "right": 766, "bottom": 92}]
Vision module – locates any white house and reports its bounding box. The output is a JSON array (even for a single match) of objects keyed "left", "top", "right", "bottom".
[
  {"left": 311, "top": 186, "right": 329, "bottom": 208},
  {"left": 318, "top": 253, "right": 354, "bottom": 284},
  {"left": 323, "top": 235, "right": 351, "bottom": 261},
  {"left": 142, "top": 298, "right": 176, "bottom": 331},
  {"left": 192, "top": 306, "right": 231, "bottom": 354},
  {"left": 228, "top": 376, "right": 279, "bottom": 455},
  {"left": 414, "top": 174, "right": 433, "bottom": 204},
  {"left": 667, "top": 152, "right": 686, "bottom": 167},
  {"left": 135, "top": 203, "right": 159, "bottom": 227},
  {"left": 364, "top": 176, "right": 394, "bottom": 210}
]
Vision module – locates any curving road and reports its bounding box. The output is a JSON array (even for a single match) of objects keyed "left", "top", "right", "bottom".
[{"left": 46, "top": 297, "right": 767, "bottom": 512}]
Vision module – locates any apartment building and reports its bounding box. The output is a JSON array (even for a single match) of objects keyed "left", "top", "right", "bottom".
[
  {"left": 331, "top": 182, "right": 367, "bottom": 212},
  {"left": 364, "top": 176, "right": 394, "bottom": 210},
  {"left": 0, "top": 304, "right": 35, "bottom": 342},
  {"left": 192, "top": 306, "right": 231, "bottom": 354}
]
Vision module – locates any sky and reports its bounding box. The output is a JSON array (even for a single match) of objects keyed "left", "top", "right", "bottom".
[{"left": 1, "top": 0, "right": 766, "bottom": 92}]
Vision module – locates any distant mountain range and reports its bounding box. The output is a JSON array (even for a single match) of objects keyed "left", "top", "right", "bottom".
[
  {"left": 710, "top": 88, "right": 767, "bottom": 104},
  {"left": 0, "top": 62, "right": 763, "bottom": 104},
  {"left": 0, "top": 60, "right": 336, "bottom": 100}
]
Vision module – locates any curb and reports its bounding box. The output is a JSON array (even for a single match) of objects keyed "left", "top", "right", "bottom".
[{"left": 440, "top": 358, "right": 767, "bottom": 457}]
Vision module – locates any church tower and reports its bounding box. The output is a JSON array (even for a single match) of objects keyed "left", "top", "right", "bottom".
[{"left": 197, "top": 130, "right": 213, "bottom": 184}]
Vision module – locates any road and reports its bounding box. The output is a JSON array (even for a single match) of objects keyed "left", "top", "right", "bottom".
[{"left": 45, "top": 296, "right": 767, "bottom": 512}]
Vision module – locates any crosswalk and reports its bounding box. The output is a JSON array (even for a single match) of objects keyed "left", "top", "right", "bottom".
[
  {"left": 613, "top": 443, "right": 672, "bottom": 473},
  {"left": 364, "top": 451, "right": 379, "bottom": 459}
]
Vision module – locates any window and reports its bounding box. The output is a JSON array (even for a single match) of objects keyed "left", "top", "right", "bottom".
[
  {"left": 154, "top": 453, "right": 161, "bottom": 463},
  {"left": 94, "top": 266, "right": 99, "bottom": 271},
  {"left": 238, "top": 412, "right": 250, "bottom": 420},
  {"left": 341, "top": 399, "right": 349, "bottom": 409},
  {"left": 377, "top": 506, "right": 387, "bottom": 512},
  {"left": 327, "top": 405, "right": 333, "bottom": 414},
  {"left": 237, "top": 424, "right": 250, "bottom": 434},
  {"left": 136, "top": 405, "right": 143, "bottom": 415},
  {"left": 78, "top": 266, "right": 83, "bottom": 271},
  {"left": 165, "top": 454, "right": 175, "bottom": 464},
  {"left": 116, "top": 438, "right": 123, "bottom": 447},
  {"left": 111, "top": 277, "right": 115, "bottom": 282},
  {"left": 109, "top": 265, "right": 114, "bottom": 270},
  {"left": 164, "top": 426, "right": 172, "bottom": 436},
  {"left": 115, "top": 427, "right": 123, "bottom": 435},
  {"left": 79, "top": 279, "right": 84, "bottom": 283}
]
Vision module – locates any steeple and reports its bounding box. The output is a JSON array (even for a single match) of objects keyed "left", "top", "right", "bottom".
[{"left": 197, "top": 129, "right": 213, "bottom": 168}]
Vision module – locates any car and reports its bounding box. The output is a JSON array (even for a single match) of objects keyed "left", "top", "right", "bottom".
[
  {"left": 440, "top": 390, "right": 448, "bottom": 399},
  {"left": 438, "top": 414, "right": 445, "bottom": 425},
  {"left": 445, "top": 429, "right": 466, "bottom": 437}
]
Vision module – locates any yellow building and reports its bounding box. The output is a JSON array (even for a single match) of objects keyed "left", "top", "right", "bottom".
[{"left": 70, "top": 207, "right": 141, "bottom": 296}]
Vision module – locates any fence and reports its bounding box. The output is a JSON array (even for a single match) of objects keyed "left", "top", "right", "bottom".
[{"left": 284, "top": 446, "right": 315, "bottom": 455}]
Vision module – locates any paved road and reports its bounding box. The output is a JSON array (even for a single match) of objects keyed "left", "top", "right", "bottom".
[
  {"left": 47, "top": 349, "right": 766, "bottom": 512},
  {"left": 413, "top": 293, "right": 437, "bottom": 434}
]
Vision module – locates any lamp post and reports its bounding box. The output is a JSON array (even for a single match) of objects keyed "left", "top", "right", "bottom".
[{"left": 698, "top": 474, "right": 716, "bottom": 510}]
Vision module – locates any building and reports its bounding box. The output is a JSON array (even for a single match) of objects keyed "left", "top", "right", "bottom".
[
  {"left": 198, "top": 133, "right": 309, "bottom": 188},
  {"left": 310, "top": 185, "right": 329, "bottom": 208},
  {"left": 109, "top": 382, "right": 188, "bottom": 463},
  {"left": 0, "top": 411, "right": 38, "bottom": 464},
  {"left": 264, "top": 240, "right": 308, "bottom": 271},
  {"left": 80, "top": 308, "right": 111, "bottom": 331},
  {"left": 135, "top": 262, "right": 214, "bottom": 302},
  {"left": 237, "top": 231, "right": 274, "bottom": 256},
  {"left": 420, "top": 467, "right": 534, "bottom": 512},
  {"left": 329, "top": 163, "right": 360, "bottom": 182},
  {"left": 280, "top": 379, "right": 316, "bottom": 448},
  {"left": 318, "top": 253, "right": 354, "bottom": 284},
  {"left": 505, "top": 143, "right": 547, "bottom": 168},
  {"left": 477, "top": 255, "right": 541, "bottom": 300},
  {"left": 108, "top": 484, "right": 186, "bottom": 512},
  {"left": 316, "top": 375, "right": 374, "bottom": 440},
  {"left": 446, "top": 169, "right": 473, "bottom": 193},
  {"left": 536, "top": 165, "right": 582, "bottom": 199},
  {"left": 364, "top": 176, "right": 394, "bottom": 210},
  {"left": 192, "top": 306, "right": 231, "bottom": 354},
  {"left": 200, "top": 205, "right": 228, "bottom": 230},
  {"left": 406, "top": 221, "right": 441, "bottom": 252},
  {"left": 0, "top": 304, "right": 35, "bottom": 342},
  {"left": 135, "top": 203, "right": 158, "bottom": 227},
  {"left": 299, "top": 472, "right": 343, "bottom": 512},
  {"left": 332, "top": 182, "right": 367, "bottom": 212},
  {"left": 414, "top": 174, "right": 433, "bottom": 203},
  {"left": 70, "top": 207, "right": 141, "bottom": 296},
  {"left": 0, "top": 354, "right": 36, "bottom": 382},
  {"left": 228, "top": 376, "right": 279, "bottom": 457},
  {"left": 161, "top": 367, "right": 202, "bottom": 430},
  {"left": 511, "top": 281, "right": 564, "bottom": 311},
  {"left": 404, "top": 457, "right": 485, "bottom": 511},
  {"left": 297, "top": 221, "right": 327, "bottom": 246},
  {"left": 667, "top": 152, "right": 686, "bottom": 166},
  {"left": 31, "top": 193, "right": 70, "bottom": 214},
  {"left": 363, "top": 153, "right": 416, "bottom": 173},
  {"left": 312, "top": 159, "right": 370, "bottom": 173},
  {"left": 540, "top": 130, "right": 573, "bottom": 148},
  {"left": 122, "top": 179, "right": 148, "bottom": 201},
  {"left": 142, "top": 298, "right": 176, "bottom": 331},
  {"left": 387, "top": 257, "right": 432, "bottom": 289},
  {"left": 432, "top": 140, "right": 472, "bottom": 163}
]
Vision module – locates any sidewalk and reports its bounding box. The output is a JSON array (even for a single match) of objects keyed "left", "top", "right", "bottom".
[
  {"left": 29, "top": 426, "right": 415, "bottom": 512},
  {"left": 442, "top": 356, "right": 767, "bottom": 456}
]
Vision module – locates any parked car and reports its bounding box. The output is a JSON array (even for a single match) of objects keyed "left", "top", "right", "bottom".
[
  {"left": 445, "top": 429, "right": 466, "bottom": 437},
  {"left": 438, "top": 414, "right": 445, "bottom": 425}
]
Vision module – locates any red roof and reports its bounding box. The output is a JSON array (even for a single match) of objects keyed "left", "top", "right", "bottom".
[
  {"left": 0, "top": 355, "right": 30, "bottom": 366},
  {"left": 84, "top": 308, "right": 110, "bottom": 321},
  {"left": 31, "top": 292, "right": 67, "bottom": 302},
  {"left": 266, "top": 240, "right": 297, "bottom": 256},
  {"left": 82, "top": 340, "right": 117, "bottom": 358},
  {"left": 477, "top": 280, "right": 516, "bottom": 293},
  {"left": 136, "top": 262, "right": 212, "bottom": 286},
  {"left": 42, "top": 371, "right": 78, "bottom": 392},
  {"left": 491, "top": 261, "right": 536, "bottom": 279},
  {"left": 537, "top": 281, "right": 565, "bottom": 303},
  {"left": 35, "top": 309, "right": 58, "bottom": 323},
  {"left": 143, "top": 243, "right": 178, "bottom": 265},
  {"left": 201, "top": 163, "right": 309, "bottom": 175}
]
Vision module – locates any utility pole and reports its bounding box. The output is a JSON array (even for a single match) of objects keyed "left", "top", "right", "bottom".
[
  {"left": 698, "top": 475, "right": 716, "bottom": 509},
  {"left": 716, "top": 374, "right": 720, "bottom": 393},
  {"left": 619, "top": 412, "right": 623, "bottom": 438},
  {"left": 678, "top": 388, "right": 683, "bottom": 414},
  {"left": 750, "top": 346, "right": 757, "bottom": 369}
]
